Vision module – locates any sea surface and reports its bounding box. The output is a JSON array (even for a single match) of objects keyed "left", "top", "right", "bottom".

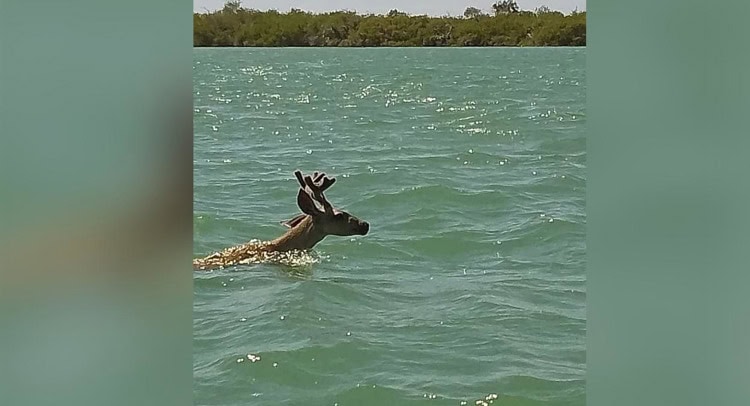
[{"left": 193, "top": 48, "right": 585, "bottom": 406}]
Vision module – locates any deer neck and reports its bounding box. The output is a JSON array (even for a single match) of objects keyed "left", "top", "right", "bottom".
[{"left": 267, "top": 215, "right": 326, "bottom": 252}]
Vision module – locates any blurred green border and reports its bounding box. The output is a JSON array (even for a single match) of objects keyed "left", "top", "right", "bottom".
[
  {"left": 1, "top": 1, "right": 193, "bottom": 405},
  {"left": 588, "top": 1, "right": 750, "bottom": 405}
]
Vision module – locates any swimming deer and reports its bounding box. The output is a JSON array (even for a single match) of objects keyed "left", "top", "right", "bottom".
[{"left": 193, "top": 170, "right": 369, "bottom": 270}]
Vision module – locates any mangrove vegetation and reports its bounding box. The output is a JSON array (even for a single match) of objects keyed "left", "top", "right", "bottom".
[{"left": 194, "top": 1, "right": 586, "bottom": 47}]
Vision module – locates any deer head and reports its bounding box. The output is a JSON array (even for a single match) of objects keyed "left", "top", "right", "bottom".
[{"left": 286, "top": 170, "right": 369, "bottom": 237}]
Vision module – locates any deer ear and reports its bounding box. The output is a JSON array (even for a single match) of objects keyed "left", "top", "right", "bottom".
[
  {"left": 297, "top": 189, "right": 322, "bottom": 216},
  {"left": 281, "top": 213, "right": 307, "bottom": 228}
]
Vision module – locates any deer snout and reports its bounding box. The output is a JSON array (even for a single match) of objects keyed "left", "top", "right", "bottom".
[{"left": 358, "top": 221, "right": 369, "bottom": 235}]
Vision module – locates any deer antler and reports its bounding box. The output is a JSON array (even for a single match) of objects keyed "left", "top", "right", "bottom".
[{"left": 294, "top": 170, "right": 336, "bottom": 214}]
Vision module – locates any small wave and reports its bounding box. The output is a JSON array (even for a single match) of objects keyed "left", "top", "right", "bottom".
[
  {"left": 360, "top": 184, "right": 467, "bottom": 207},
  {"left": 238, "top": 249, "right": 320, "bottom": 267}
]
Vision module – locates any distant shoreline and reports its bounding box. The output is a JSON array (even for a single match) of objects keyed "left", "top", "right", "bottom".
[
  {"left": 194, "top": 3, "right": 586, "bottom": 48},
  {"left": 193, "top": 45, "right": 587, "bottom": 48}
]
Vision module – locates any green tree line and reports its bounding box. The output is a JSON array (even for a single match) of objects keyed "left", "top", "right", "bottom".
[{"left": 194, "top": 1, "right": 585, "bottom": 47}]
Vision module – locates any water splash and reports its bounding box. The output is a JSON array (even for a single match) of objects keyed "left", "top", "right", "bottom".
[{"left": 194, "top": 239, "right": 320, "bottom": 270}]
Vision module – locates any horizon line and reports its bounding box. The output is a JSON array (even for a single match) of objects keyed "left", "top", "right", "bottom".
[{"left": 193, "top": 6, "right": 586, "bottom": 17}]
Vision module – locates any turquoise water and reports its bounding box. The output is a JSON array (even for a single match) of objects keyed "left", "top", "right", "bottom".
[{"left": 194, "top": 48, "right": 585, "bottom": 406}]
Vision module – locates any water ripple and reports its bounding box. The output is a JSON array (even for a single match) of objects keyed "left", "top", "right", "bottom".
[{"left": 194, "top": 48, "right": 586, "bottom": 406}]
